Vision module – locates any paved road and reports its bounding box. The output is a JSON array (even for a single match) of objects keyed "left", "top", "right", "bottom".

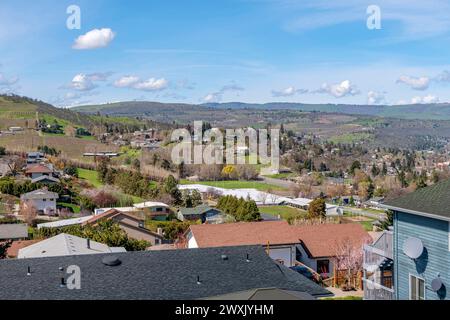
[{"left": 259, "top": 176, "right": 296, "bottom": 190}]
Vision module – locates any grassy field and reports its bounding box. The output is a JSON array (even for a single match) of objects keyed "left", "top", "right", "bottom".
[
  {"left": 77, "top": 168, "right": 144, "bottom": 203},
  {"left": 259, "top": 206, "right": 306, "bottom": 221},
  {"left": 58, "top": 202, "right": 81, "bottom": 214},
  {"left": 328, "top": 132, "right": 373, "bottom": 144},
  {"left": 179, "top": 179, "right": 287, "bottom": 191},
  {"left": 77, "top": 168, "right": 104, "bottom": 188}
]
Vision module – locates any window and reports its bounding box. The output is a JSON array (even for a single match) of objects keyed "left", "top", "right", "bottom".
[
  {"left": 317, "top": 259, "right": 330, "bottom": 274},
  {"left": 410, "top": 275, "right": 425, "bottom": 300}
]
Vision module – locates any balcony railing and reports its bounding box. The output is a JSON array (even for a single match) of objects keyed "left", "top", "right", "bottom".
[
  {"left": 363, "top": 230, "right": 395, "bottom": 300},
  {"left": 363, "top": 279, "right": 395, "bottom": 300}
]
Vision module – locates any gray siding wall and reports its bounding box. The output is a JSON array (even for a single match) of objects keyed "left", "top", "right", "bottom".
[{"left": 394, "top": 211, "right": 449, "bottom": 300}]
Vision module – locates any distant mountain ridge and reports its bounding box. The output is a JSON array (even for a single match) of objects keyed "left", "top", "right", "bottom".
[{"left": 73, "top": 100, "right": 450, "bottom": 120}]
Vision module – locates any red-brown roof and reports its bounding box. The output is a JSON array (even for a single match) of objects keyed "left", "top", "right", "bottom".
[
  {"left": 25, "top": 164, "right": 53, "bottom": 174},
  {"left": 6, "top": 240, "right": 41, "bottom": 258},
  {"left": 189, "top": 222, "right": 371, "bottom": 258},
  {"left": 189, "top": 221, "right": 300, "bottom": 247},
  {"left": 293, "top": 223, "right": 372, "bottom": 258}
]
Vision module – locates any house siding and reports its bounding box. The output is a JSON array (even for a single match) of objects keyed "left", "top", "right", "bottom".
[{"left": 394, "top": 211, "right": 449, "bottom": 300}]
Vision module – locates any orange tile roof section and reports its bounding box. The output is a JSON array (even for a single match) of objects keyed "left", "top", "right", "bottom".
[{"left": 189, "top": 221, "right": 371, "bottom": 258}]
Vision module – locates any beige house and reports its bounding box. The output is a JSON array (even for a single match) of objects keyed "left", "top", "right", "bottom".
[{"left": 83, "top": 209, "right": 165, "bottom": 245}]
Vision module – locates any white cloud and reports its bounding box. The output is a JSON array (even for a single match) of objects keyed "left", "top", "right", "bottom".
[
  {"left": 113, "top": 76, "right": 140, "bottom": 88},
  {"left": 411, "top": 95, "right": 439, "bottom": 104},
  {"left": 367, "top": 91, "right": 386, "bottom": 105},
  {"left": 72, "top": 28, "right": 115, "bottom": 50},
  {"left": 113, "top": 76, "right": 168, "bottom": 91},
  {"left": 272, "top": 86, "right": 308, "bottom": 97},
  {"left": 203, "top": 93, "right": 220, "bottom": 103},
  {"left": 133, "top": 78, "right": 168, "bottom": 91},
  {"left": 397, "top": 75, "right": 430, "bottom": 90},
  {"left": 68, "top": 74, "right": 97, "bottom": 91},
  {"left": 316, "top": 80, "right": 359, "bottom": 98},
  {"left": 203, "top": 83, "right": 244, "bottom": 102}
]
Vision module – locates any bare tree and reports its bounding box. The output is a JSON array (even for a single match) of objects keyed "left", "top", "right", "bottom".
[
  {"left": 333, "top": 237, "right": 371, "bottom": 290},
  {"left": 20, "top": 202, "right": 38, "bottom": 226}
]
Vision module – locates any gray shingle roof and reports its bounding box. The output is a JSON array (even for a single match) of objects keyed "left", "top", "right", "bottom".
[
  {"left": 179, "top": 205, "right": 220, "bottom": 216},
  {"left": 0, "top": 245, "right": 330, "bottom": 300},
  {"left": 0, "top": 224, "right": 29, "bottom": 240},
  {"left": 20, "top": 188, "right": 59, "bottom": 200},
  {"left": 383, "top": 179, "right": 450, "bottom": 219}
]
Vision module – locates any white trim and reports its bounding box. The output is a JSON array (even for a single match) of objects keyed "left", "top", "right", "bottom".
[{"left": 409, "top": 273, "right": 426, "bottom": 300}]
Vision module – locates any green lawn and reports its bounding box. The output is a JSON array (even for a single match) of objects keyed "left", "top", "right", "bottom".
[
  {"left": 263, "top": 172, "right": 294, "bottom": 179},
  {"left": 358, "top": 220, "right": 374, "bottom": 232},
  {"left": 77, "top": 168, "right": 104, "bottom": 188},
  {"left": 259, "top": 206, "right": 306, "bottom": 221},
  {"left": 179, "top": 179, "right": 287, "bottom": 191},
  {"left": 58, "top": 202, "right": 81, "bottom": 214}
]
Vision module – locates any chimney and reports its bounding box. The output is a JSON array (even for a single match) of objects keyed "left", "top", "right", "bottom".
[
  {"left": 157, "top": 228, "right": 163, "bottom": 236},
  {"left": 87, "top": 238, "right": 91, "bottom": 249}
]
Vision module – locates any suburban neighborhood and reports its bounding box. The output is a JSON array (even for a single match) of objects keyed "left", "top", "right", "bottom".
[{"left": 1, "top": 1, "right": 450, "bottom": 314}]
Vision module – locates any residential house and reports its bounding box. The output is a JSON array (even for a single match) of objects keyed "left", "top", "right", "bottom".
[
  {"left": 365, "top": 197, "right": 385, "bottom": 209},
  {"left": 380, "top": 179, "right": 450, "bottom": 300},
  {"left": 31, "top": 175, "right": 60, "bottom": 184},
  {"left": 17, "top": 233, "right": 126, "bottom": 259},
  {"left": 83, "top": 209, "right": 165, "bottom": 245},
  {"left": 0, "top": 245, "right": 331, "bottom": 299},
  {"left": 20, "top": 188, "right": 59, "bottom": 215},
  {"left": 0, "top": 224, "right": 29, "bottom": 241},
  {"left": 185, "top": 221, "right": 370, "bottom": 277},
  {"left": 26, "top": 152, "right": 44, "bottom": 164},
  {"left": 133, "top": 201, "right": 172, "bottom": 221},
  {"left": 25, "top": 163, "right": 55, "bottom": 179},
  {"left": 177, "top": 205, "right": 225, "bottom": 223}
]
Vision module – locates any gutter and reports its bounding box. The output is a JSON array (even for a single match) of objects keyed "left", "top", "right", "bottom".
[{"left": 381, "top": 204, "right": 450, "bottom": 222}]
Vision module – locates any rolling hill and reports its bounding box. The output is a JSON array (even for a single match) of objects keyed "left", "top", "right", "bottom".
[{"left": 73, "top": 101, "right": 450, "bottom": 121}]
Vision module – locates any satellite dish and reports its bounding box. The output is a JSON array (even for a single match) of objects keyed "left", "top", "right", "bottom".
[
  {"left": 403, "top": 237, "right": 424, "bottom": 259},
  {"left": 431, "top": 278, "right": 443, "bottom": 291}
]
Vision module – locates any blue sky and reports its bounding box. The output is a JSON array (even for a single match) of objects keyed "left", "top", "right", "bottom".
[{"left": 1, "top": 0, "right": 450, "bottom": 107}]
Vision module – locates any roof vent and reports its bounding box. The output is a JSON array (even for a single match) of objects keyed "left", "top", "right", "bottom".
[
  {"left": 196, "top": 275, "right": 202, "bottom": 285},
  {"left": 60, "top": 277, "right": 66, "bottom": 288},
  {"left": 246, "top": 253, "right": 251, "bottom": 263},
  {"left": 27, "top": 266, "right": 31, "bottom": 276},
  {"left": 221, "top": 254, "right": 228, "bottom": 261},
  {"left": 102, "top": 256, "right": 122, "bottom": 267}
]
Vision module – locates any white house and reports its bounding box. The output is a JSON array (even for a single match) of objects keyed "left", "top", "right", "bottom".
[{"left": 20, "top": 188, "right": 58, "bottom": 215}]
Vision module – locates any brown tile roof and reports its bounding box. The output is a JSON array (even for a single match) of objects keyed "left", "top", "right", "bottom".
[
  {"left": 292, "top": 223, "right": 372, "bottom": 258},
  {"left": 189, "top": 222, "right": 371, "bottom": 258},
  {"left": 6, "top": 240, "right": 41, "bottom": 258},
  {"left": 25, "top": 164, "right": 53, "bottom": 174},
  {"left": 189, "top": 221, "right": 300, "bottom": 247}
]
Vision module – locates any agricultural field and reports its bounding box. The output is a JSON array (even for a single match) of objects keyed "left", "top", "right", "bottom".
[
  {"left": 0, "top": 131, "right": 118, "bottom": 162},
  {"left": 179, "top": 179, "right": 287, "bottom": 191}
]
